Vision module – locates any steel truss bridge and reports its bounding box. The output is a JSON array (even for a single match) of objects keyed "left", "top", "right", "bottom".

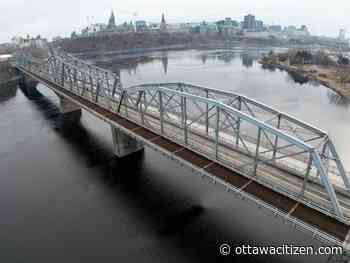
[{"left": 11, "top": 50, "right": 350, "bottom": 250}]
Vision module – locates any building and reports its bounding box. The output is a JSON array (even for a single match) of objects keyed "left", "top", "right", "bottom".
[
  {"left": 118, "top": 22, "right": 135, "bottom": 33},
  {"left": 199, "top": 22, "right": 218, "bottom": 36},
  {"left": 11, "top": 37, "right": 23, "bottom": 46},
  {"left": 243, "top": 14, "right": 256, "bottom": 31},
  {"left": 269, "top": 25, "right": 282, "bottom": 33},
  {"left": 255, "top": 20, "right": 264, "bottom": 32},
  {"left": 160, "top": 13, "right": 167, "bottom": 33},
  {"left": 135, "top": 20, "right": 148, "bottom": 32},
  {"left": 12, "top": 35, "right": 47, "bottom": 49},
  {"left": 188, "top": 23, "right": 201, "bottom": 34},
  {"left": 106, "top": 10, "right": 117, "bottom": 31},
  {"left": 81, "top": 23, "right": 107, "bottom": 36},
  {"left": 284, "top": 25, "right": 310, "bottom": 39},
  {"left": 217, "top": 18, "right": 240, "bottom": 37},
  {"left": 300, "top": 25, "right": 308, "bottom": 31},
  {"left": 167, "top": 23, "right": 191, "bottom": 34},
  {"left": 243, "top": 31, "right": 269, "bottom": 39},
  {"left": 52, "top": 36, "right": 62, "bottom": 42},
  {"left": 339, "top": 29, "right": 346, "bottom": 41},
  {"left": 148, "top": 23, "right": 160, "bottom": 32}
]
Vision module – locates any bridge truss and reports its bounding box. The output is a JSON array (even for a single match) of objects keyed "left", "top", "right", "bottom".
[{"left": 12, "top": 49, "right": 350, "bottom": 221}]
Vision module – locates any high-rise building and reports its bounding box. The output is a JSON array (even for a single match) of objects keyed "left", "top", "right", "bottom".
[
  {"left": 243, "top": 14, "right": 256, "bottom": 31},
  {"left": 255, "top": 20, "right": 264, "bottom": 32},
  {"left": 339, "top": 29, "right": 346, "bottom": 40}
]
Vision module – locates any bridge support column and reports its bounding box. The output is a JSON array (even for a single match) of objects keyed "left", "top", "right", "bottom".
[
  {"left": 57, "top": 95, "right": 82, "bottom": 124},
  {"left": 111, "top": 126, "right": 144, "bottom": 158},
  {"left": 16, "top": 69, "right": 40, "bottom": 98}
]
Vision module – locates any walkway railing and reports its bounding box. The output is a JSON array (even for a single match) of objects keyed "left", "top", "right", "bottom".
[{"left": 11, "top": 50, "right": 350, "bottom": 221}]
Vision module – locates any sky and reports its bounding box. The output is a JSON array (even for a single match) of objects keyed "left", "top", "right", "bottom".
[{"left": 0, "top": 0, "right": 349, "bottom": 43}]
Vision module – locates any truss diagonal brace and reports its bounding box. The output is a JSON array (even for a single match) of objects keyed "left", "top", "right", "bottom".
[
  {"left": 328, "top": 141, "right": 350, "bottom": 190},
  {"left": 312, "top": 151, "right": 342, "bottom": 217}
]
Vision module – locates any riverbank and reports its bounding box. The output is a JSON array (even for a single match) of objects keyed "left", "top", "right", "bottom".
[
  {"left": 259, "top": 60, "right": 350, "bottom": 99},
  {"left": 76, "top": 43, "right": 282, "bottom": 63},
  {"left": 55, "top": 32, "right": 289, "bottom": 57}
]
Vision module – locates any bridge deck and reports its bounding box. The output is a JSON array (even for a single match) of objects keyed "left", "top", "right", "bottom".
[{"left": 26, "top": 70, "right": 350, "bottom": 245}]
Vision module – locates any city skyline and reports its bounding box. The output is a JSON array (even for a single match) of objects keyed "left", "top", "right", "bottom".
[{"left": 0, "top": 0, "right": 349, "bottom": 43}]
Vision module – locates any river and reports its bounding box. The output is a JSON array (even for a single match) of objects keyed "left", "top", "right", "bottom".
[{"left": 0, "top": 48, "right": 347, "bottom": 263}]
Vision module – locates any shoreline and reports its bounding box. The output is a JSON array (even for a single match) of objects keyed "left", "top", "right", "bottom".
[
  {"left": 72, "top": 43, "right": 284, "bottom": 61},
  {"left": 259, "top": 60, "right": 350, "bottom": 99}
]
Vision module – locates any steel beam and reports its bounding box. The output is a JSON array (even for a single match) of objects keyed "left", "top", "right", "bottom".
[
  {"left": 159, "top": 90, "right": 164, "bottom": 134},
  {"left": 61, "top": 63, "right": 65, "bottom": 86},
  {"left": 299, "top": 154, "right": 313, "bottom": 198},
  {"left": 183, "top": 96, "right": 188, "bottom": 144},
  {"left": 206, "top": 89, "right": 209, "bottom": 135},
  {"left": 254, "top": 128, "right": 262, "bottom": 176},
  {"left": 272, "top": 114, "right": 282, "bottom": 160},
  {"left": 328, "top": 141, "right": 350, "bottom": 190},
  {"left": 95, "top": 80, "right": 100, "bottom": 103},
  {"left": 312, "top": 151, "right": 342, "bottom": 217},
  {"left": 236, "top": 96, "right": 242, "bottom": 146},
  {"left": 215, "top": 107, "right": 220, "bottom": 159}
]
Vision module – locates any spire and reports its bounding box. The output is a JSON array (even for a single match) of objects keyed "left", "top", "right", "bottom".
[
  {"left": 108, "top": 9, "right": 116, "bottom": 28},
  {"left": 160, "top": 13, "right": 167, "bottom": 33}
]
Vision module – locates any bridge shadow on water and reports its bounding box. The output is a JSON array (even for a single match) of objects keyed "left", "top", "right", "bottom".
[
  {"left": 20, "top": 86, "right": 113, "bottom": 168},
  {"left": 19, "top": 86, "right": 303, "bottom": 263}
]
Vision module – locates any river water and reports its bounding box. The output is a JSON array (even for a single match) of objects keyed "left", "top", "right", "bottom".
[{"left": 0, "top": 49, "right": 348, "bottom": 263}]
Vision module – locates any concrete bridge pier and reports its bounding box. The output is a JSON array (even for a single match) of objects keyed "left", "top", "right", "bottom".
[
  {"left": 57, "top": 94, "right": 82, "bottom": 126},
  {"left": 16, "top": 70, "right": 40, "bottom": 99},
  {"left": 111, "top": 126, "right": 144, "bottom": 158}
]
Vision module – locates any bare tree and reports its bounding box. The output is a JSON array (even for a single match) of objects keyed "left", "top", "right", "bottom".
[
  {"left": 313, "top": 51, "right": 335, "bottom": 67},
  {"left": 337, "top": 68, "right": 350, "bottom": 86}
]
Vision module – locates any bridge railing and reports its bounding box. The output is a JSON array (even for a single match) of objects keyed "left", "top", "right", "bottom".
[
  {"left": 121, "top": 84, "right": 346, "bottom": 218},
  {"left": 12, "top": 51, "right": 350, "bottom": 221},
  {"left": 126, "top": 83, "right": 349, "bottom": 185}
]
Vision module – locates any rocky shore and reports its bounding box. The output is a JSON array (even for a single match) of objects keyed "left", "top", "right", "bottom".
[{"left": 259, "top": 56, "right": 350, "bottom": 99}]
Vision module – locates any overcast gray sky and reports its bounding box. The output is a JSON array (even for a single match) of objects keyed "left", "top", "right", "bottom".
[{"left": 0, "top": 0, "right": 349, "bottom": 43}]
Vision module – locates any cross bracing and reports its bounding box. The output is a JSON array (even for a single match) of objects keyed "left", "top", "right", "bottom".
[{"left": 11, "top": 50, "right": 350, "bottom": 221}]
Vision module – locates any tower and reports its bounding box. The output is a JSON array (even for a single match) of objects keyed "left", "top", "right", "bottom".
[
  {"left": 339, "top": 29, "right": 346, "bottom": 41},
  {"left": 243, "top": 14, "right": 256, "bottom": 31},
  {"left": 108, "top": 9, "right": 116, "bottom": 29},
  {"left": 160, "top": 13, "right": 167, "bottom": 33}
]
